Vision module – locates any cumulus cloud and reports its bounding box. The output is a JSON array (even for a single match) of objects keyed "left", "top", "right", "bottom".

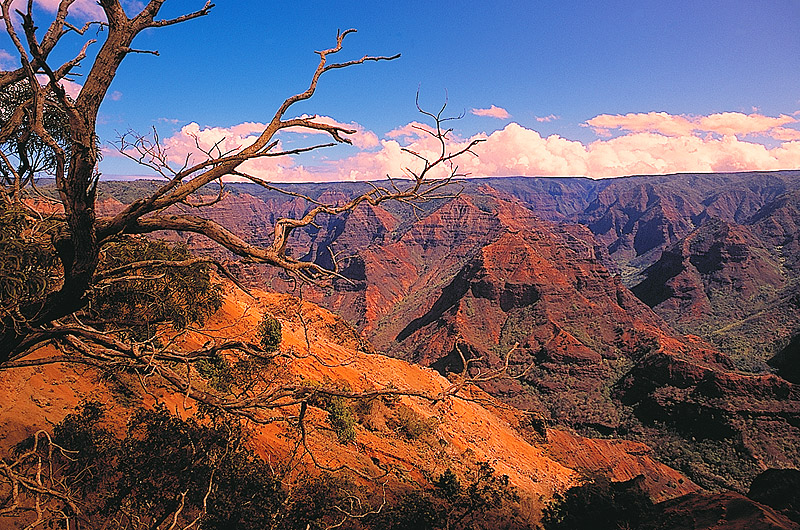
[
  {"left": 385, "top": 121, "right": 434, "bottom": 140},
  {"left": 11, "top": 1, "right": 158, "bottom": 23},
  {"left": 471, "top": 105, "right": 511, "bottom": 119},
  {"left": 6, "top": 0, "right": 105, "bottom": 19},
  {"left": 462, "top": 122, "right": 800, "bottom": 178},
  {"left": 585, "top": 111, "right": 799, "bottom": 140},
  {"left": 355, "top": 115, "right": 800, "bottom": 180},
  {"left": 586, "top": 112, "right": 695, "bottom": 137},
  {"left": 145, "top": 110, "right": 800, "bottom": 183},
  {"left": 286, "top": 115, "right": 379, "bottom": 149},
  {"left": 152, "top": 118, "right": 382, "bottom": 183}
]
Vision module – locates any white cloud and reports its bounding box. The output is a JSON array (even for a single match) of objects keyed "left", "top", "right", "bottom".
[
  {"left": 585, "top": 111, "right": 799, "bottom": 140},
  {"left": 33, "top": 0, "right": 105, "bottom": 19},
  {"left": 35, "top": 74, "right": 82, "bottom": 99},
  {"left": 471, "top": 105, "right": 511, "bottom": 119},
  {"left": 141, "top": 110, "right": 800, "bottom": 183}
]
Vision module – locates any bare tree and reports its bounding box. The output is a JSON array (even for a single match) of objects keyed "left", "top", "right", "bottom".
[
  {"left": 0, "top": 5, "right": 553, "bottom": 530},
  {"left": 0, "top": 1, "right": 482, "bottom": 362}
]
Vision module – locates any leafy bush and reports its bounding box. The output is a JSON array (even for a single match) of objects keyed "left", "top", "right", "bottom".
[
  {"left": 195, "top": 352, "right": 236, "bottom": 393},
  {"left": 283, "top": 473, "right": 366, "bottom": 529},
  {"left": 87, "top": 237, "right": 222, "bottom": 340},
  {"left": 325, "top": 396, "right": 357, "bottom": 444},
  {"left": 540, "top": 476, "right": 655, "bottom": 530},
  {"left": 372, "top": 461, "right": 524, "bottom": 530},
  {"left": 20, "top": 402, "right": 285, "bottom": 530},
  {"left": 258, "top": 313, "right": 282, "bottom": 352},
  {"left": 393, "top": 404, "right": 437, "bottom": 440},
  {"left": 0, "top": 203, "right": 59, "bottom": 325},
  {"left": 305, "top": 381, "right": 359, "bottom": 444}
]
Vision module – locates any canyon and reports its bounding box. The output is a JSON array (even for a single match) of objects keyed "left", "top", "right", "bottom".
[{"left": 8, "top": 170, "right": 800, "bottom": 527}]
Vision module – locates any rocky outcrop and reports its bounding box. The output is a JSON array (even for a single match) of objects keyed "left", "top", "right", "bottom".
[
  {"left": 632, "top": 218, "right": 784, "bottom": 326},
  {"left": 632, "top": 191, "right": 800, "bottom": 367}
]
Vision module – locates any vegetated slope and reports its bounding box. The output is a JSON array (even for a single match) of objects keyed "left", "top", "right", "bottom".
[
  {"left": 0, "top": 286, "right": 709, "bottom": 528},
  {"left": 476, "top": 171, "right": 800, "bottom": 368}
]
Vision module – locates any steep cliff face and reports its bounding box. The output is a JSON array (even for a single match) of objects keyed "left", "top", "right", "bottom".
[
  {"left": 368, "top": 194, "right": 671, "bottom": 426},
  {"left": 579, "top": 181, "right": 698, "bottom": 277},
  {"left": 750, "top": 188, "right": 800, "bottom": 271},
  {"left": 618, "top": 347, "right": 800, "bottom": 490},
  {"left": 563, "top": 171, "right": 800, "bottom": 284},
  {"left": 632, "top": 218, "right": 785, "bottom": 330}
]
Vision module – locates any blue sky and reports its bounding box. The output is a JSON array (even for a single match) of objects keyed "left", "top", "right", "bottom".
[{"left": 3, "top": 1, "right": 800, "bottom": 180}]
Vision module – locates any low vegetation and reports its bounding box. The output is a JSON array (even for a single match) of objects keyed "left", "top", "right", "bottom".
[{"left": 2, "top": 402, "right": 531, "bottom": 529}]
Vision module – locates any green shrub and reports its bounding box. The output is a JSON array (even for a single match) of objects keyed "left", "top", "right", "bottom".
[
  {"left": 372, "top": 461, "right": 524, "bottom": 530},
  {"left": 283, "top": 473, "right": 364, "bottom": 529},
  {"left": 258, "top": 313, "right": 282, "bottom": 352},
  {"left": 304, "top": 380, "right": 358, "bottom": 444},
  {"left": 25, "top": 402, "right": 285, "bottom": 530},
  {"left": 433, "top": 468, "right": 461, "bottom": 501},
  {"left": 394, "top": 404, "right": 437, "bottom": 440},
  {"left": 195, "top": 352, "right": 235, "bottom": 393},
  {"left": 88, "top": 237, "right": 222, "bottom": 340},
  {"left": 541, "top": 476, "right": 655, "bottom": 530},
  {"left": 325, "top": 397, "right": 357, "bottom": 444}
]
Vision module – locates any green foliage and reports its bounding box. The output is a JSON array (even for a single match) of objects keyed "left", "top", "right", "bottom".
[
  {"left": 383, "top": 491, "right": 442, "bottom": 530},
  {"left": 644, "top": 431, "right": 762, "bottom": 492},
  {"left": 258, "top": 313, "right": 282, "bottom": 352},
  {"left": 196, "top": 351, "right": 274, "bottom": 396},
  {"left": 540, "top": 477, "right": 655, "bottom": 530},
  {"left": 393, "top": 404, "right": 438, "bottom": 440},
  {"left": 196, "top": 352, "right": 236, "bottom": 393},
  {"left": 326, "top": 396, "right": 357, "bottom": 444},
  {"left": 97, "top": 180, "right": 162, "bottom": 204},
  {"left": 0, "top": 80, "right": 71, "bottom": 183},
  {"left": 373, "top": 461, "right": 524, "bottom": 530},
  {"left": 433, "top": 468, "right": 461, "bottom": 501},
  {"left": 0, "top": 202, "right": 59, "bottom": 324},
  {"left": 283, "top": 473, "right": 364, "bottom": 530},
  {"left": 30, "top": 402, "right": 284, "bottom": 530},
  {"left": 305, "top": 381, "right": 359, "bottom": 444},
  {"left": 88, "top": 237, "right": 222, "bottom": 340}
]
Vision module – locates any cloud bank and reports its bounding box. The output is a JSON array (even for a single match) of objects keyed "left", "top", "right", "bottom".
[{"left": 143, "top": 110, "right": 800, "bottom": 182}]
